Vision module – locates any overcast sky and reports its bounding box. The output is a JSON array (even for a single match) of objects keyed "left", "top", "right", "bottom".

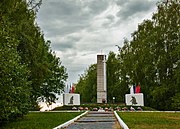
[{"left": 37, "top": 0, "right": 158, "bottom": 84}]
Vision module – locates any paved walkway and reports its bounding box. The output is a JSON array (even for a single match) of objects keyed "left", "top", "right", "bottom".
[{"left": 66, "top": 111, "right": 119, "bottom": 129}]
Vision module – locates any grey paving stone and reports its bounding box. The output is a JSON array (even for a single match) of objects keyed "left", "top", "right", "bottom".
[
  {"left": 77, "top": 117, "right": 116, "bottom": 122},
  {"left": 65, "top": 111, "right": 118, "bottom": 129},
  {"left": 88, "top": 111, "right": 113, "bottom": 114},
  {"left": 86, "top": 113, "right": 114, "bottom": 117},
  {"left": 66, "top": 122, "right": 115, "bottom": 129}
]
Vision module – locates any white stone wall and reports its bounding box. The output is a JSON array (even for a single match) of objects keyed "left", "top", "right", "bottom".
[
  {"left": 125, "top": 93, "right": 144, "bottom": 106},
  {"left": 63, "top": 93, "right": 80, "bottom": 105}
]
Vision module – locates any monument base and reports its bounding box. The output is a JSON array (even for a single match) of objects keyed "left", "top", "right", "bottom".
[
  {"left": 125, "top": 93, "right": 144, "bottom": 106},
  {"left": 97, "top": 91, "right": 107, "bottom": 103},
  {"left": 63, "top": 93, "right": 80, "bottom": 106}
]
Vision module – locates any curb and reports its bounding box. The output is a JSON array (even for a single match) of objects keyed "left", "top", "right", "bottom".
[
  {"left": 114, "top": 111, "right": 129, "bottom": 129},
  {"left": 141, "top": 111, "right": 180, "bottom": 113},
  {"left": 29, "top": 110, "right": 82, "bottom": 113},
  {"left": 53, "top": 111, "right": 89, "bottom": 129}
]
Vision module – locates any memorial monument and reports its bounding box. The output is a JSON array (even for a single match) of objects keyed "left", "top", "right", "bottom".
[
  {"left": 97, "top": 54, "right": 107, "bottom": 103},
  {"left": 63, "top": 93, "right": 80, "bottom": 106},
  {"left": 125, "top": 84, "right": 144, "bottom": 106}
]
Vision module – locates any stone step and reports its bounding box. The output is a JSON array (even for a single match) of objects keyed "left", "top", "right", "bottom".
[
  {"left": 86, "top": 114, "right": 114, "bottom": 117},
  {"left": 88, "top": 111, "right": 114, "bottom": 114},
  {"left": 75, "top": 117, "right": 116, "bottom": 122},
  {"left": 66, "top": 122, "right": 115, "bottom": 129},
  {"left": 76, "top": 120, "right": 116, "bottom": 122},
  {"left": 66, "top": 111, "right": 118, "bottom": 129}
]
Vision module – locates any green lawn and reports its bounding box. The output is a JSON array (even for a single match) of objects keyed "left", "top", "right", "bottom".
[
  {"left": 1, "top": 112, "right": 82, "bottom": 129},
  {"left": 117, "top": 112, "right": 180, "bottom": 129}
]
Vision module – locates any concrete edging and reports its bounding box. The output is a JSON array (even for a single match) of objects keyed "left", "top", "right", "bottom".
[
  {"left": 53, "top": 111, "right": 89, "bottom": 129},
  {"left": 141, "top": 111, "right": 180, "bottom": 113},
  {"left": 114, "top": 111, "right": 129, "bottom": 129}
]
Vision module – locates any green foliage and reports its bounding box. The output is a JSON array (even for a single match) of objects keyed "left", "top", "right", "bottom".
[
  {"left": 107, "top": 51, "right": 128, "bottom": 102},
  {"left": 115, "top": 0, "right": 180, "bottom": 110},
  {"left": 0, "top": 0, "right": 31, "bottom": 122},
  {"left": 0, "top": 0, "right": 67, "bottom": 122},
  {"left": 39, "top": 50, "right": 68, "bottom": 106},
  {"left": 75, "top": 64, "right": 97, "bottom": 103},
  {"left": 171, "top": 93, "right": 180, "bottom": 110}
]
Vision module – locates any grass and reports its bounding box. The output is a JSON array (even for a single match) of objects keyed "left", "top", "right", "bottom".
[
  {"left": 117, "top": 112, "right": 180, "bottom": 129},
  {"left": 1, "top": 112, "right": 82, "bottom": 129}
]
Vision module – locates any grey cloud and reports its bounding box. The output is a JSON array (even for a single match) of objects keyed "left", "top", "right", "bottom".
[
  {"left": 102, "top": 22, "right": 111, "bottom": 27},
  {"left": 106, "top": 14, "right": 115, "bottom": 21},
  {"left": 116, "top": 0, "right": 156, "bottom": 20},
  {"left": 39, "top": 0, "right": 109, "bottom": 24},
  {"left": 39, "top": 22, "right": 90, "bottom": 38},
  {"left": 102, "top": 14, "right": 115, "bottom": 27},
  {"left": 51, "top": 41, "right": 75, "bottom": 51},
  {"left": 87, "top": 0, "right": 109, "bottom": 14},
  {"left": 115, "top": 0, "right": 127, "bottom": 6},
  {"left": 42, "top": 0, "right": 81, "bottom": 17},
  {"left": 67, "top": 35, "right": 81, "bottom": 42},
  {"left": 38, "top": 0, "right": 110, "bottom": 38},
  {"left": 51, "top": 35, "right": 81, "bottom": 51},
  {"left": 53, "top": 24, "right": 88, "bottom": 36},
  {"left": 76, "top": 38, "right": 114, "bottom": 53},
  {"left": 37, "top": 0, "right": 158, "bottom": 83}
]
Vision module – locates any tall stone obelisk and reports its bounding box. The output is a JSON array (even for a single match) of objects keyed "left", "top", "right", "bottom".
[{"left": 97, "top": 54, "right": 107, "bottom": 103}]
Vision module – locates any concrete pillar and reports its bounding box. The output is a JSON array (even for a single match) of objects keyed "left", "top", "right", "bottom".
[{"left": 97, "top": 55, "right": 107, "bottom": 103}]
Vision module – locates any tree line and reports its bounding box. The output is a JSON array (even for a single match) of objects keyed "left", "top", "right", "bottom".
[
  {"left": 0, "top": 0, "right": 67, "bottom": 123},
  {"left": 75, "top": 0, "right": 180, "bottom": 111}
]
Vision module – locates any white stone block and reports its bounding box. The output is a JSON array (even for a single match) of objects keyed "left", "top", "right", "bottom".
[
  {"left": 63, "top": 93, "right": 80, "bottom": 105},
  {"left": 125, "top": 93, "right": 144, "bottom": 106}
]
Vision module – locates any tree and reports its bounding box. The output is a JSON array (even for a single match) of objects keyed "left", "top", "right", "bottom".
[
  {"left": 0, "top": 13, "right": 30, "bottom": 121},
  {"left": 116, "top": 0, "right": 179, "bottom": 110},
  {"left": 149, "top": 0, "right": 179, "bottom": 110},
  {"left": 75, "top": 64, "right": 97, "bottom": 103},
  {"left": 40, "top": 50, "right": 68, "bottom": 106},
  {"left": 0, "top": 0, "right": 68, "bottom": 122},
  {"left": 106, "top": 51, "right": 127, "bottom": 102},
  {"left": 1, "top": 0, "right": 68, "bottom": 109}
]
